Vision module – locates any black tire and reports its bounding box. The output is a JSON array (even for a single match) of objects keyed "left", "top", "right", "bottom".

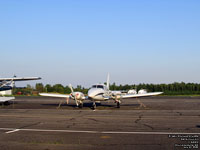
[
  {"left": 78, "top": 103, "right": 83, "bottom": 108},
  {"left": 117, "top": 102, "right": 120, "bottom": 108},
  {"left": 92, "top": 103, "right": 96, "bottom": 110}
]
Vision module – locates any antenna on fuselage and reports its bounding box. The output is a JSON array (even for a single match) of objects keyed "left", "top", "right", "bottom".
[{"left": 106, "top": 73, "right": 110, "bottom": 90}]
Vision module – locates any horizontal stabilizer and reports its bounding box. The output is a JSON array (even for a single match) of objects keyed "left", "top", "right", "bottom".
[{"left": 39, "top": 93, "right": 70, "bottom": 98}]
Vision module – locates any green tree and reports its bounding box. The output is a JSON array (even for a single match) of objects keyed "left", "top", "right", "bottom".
[
  {"left": 36, "top": 83, "right": 44, "bottom": 93},
  {"left": 52, "top": 84, "right": 64, "bottom": 93}
]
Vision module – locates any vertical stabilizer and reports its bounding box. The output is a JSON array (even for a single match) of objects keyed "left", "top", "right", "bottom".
[{"left": 106, "top": 73, "right": 110, "bottom": 90}]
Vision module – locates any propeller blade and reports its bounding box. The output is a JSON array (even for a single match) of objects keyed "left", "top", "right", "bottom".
[
  {"left": 75, "top": 98, "right": 79, "bottom": 107},
  {"left": 66, "top": 97, "right": 69, "bottom": 104},
  {"left": 68, "top": 84, "right": 74, "bottom": 93}
]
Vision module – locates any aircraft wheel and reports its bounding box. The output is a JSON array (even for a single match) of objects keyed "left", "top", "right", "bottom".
[
  {"left": 117, "top": 102, "right": 120, "bottom": 108},
  {"left": 78, "top": 103, "right": 83, "bottom": 108},
  {"left": 92, "top": 102, "right": 96, "bottom": 110}
]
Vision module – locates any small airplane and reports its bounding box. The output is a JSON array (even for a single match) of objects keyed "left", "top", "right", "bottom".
[
  {"left": 40, "top": 74, "right": 163, "bottom": 109},
  {"left": 0, "top": 76, "right": 41, "bottom": 104}
]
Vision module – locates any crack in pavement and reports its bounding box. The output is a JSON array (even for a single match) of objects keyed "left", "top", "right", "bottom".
[
  {"left": 142, "top": 124, "right": 154, "bottom": 130},
  {"left": 135, "top": 115, "right": 143, "bottom": 123},
  {"left": 19, "top": 122, "right": 42, "bottom": 129},
  {"left": 176, "top": 112, "right": 182, "bottom": 116}
]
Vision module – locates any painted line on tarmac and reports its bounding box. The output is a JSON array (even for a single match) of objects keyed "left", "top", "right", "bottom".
[
  {"left": 102, "top": 131, "right": 200, "bottom": 135},
  {"left": 5, "top": 129, "right": 20, "bottom": 134},
  {"left": 0, "top": 127, "right": 200, "bottom": 135}
]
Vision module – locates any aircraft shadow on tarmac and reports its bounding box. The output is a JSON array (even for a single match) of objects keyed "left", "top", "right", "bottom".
[
  {"left": 41, "top": 102, "right": 141, "bottom": 109},
  {"left": 0, "top": 101, "right": 141, "bottom": 109},
  {"left": 0, "top": 101, "right": 16, "bottom": 106},
  {"left": 196, "top": 125, "right": 200, "bottom": 128}
]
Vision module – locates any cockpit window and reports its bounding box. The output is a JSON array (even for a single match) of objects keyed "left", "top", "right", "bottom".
[
  {"left": 91, "top": 85, "right": 104, "bottom": 89},
  {"left": 97, "top": 85, "right": 104, "bottom": 89}
]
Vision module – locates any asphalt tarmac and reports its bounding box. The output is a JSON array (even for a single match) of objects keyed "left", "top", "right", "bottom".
[{"left": 0, "top": 96, "right": 200, "bottom": 150}]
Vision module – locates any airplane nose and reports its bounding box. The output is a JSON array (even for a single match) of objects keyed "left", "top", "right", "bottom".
[
  {"left": 88, "top": 88, "right": 104, "bottom": 100},
  {"left": 88, "top": 89, "right": 95, "bottom": 98}
]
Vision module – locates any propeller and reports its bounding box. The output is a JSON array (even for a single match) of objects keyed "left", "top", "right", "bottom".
[
  {"left": 68, "top": 84, "right": 85, "bottom": 107},
  {"left": 111, "top": 92, "right": 121, "bottom": 108},
  {"left": 68, "top": 84, "right": 74, "bottom": 93},
  {"left": 66, "top": 97, "right": 69, "bottom": 104},
  {"left": 68, "top": 84, "right": 79, "bottom": 107}
]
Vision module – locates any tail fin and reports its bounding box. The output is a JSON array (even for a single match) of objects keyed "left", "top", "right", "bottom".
[{"left": 106, "top": 73, "right": 110, "bottom": 90}]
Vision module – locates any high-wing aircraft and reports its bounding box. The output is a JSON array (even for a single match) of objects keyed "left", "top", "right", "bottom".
[
  {"left": 0, "top": 76, "right": 41, "bottom": 104},
  {"left": 40, "top": 74, "right": 163, "bottom": 109},
  {"left": 0, "top": 76, "right": 41, "bottom": 91}
]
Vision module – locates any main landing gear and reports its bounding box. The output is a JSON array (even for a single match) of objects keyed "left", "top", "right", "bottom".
[
  {"left": 78, "top": 103, "right": 83, "bottom": 108},
  {"left": 114, "top": 95, "right": 121, "bottom": 108},
  {"left": 117, "top": 101, "right": 120, "bottom": 108}
]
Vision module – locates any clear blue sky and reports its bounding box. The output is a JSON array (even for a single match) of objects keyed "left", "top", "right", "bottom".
[{"left": 0, "top": 0, "right": 200, "bottom": 87}]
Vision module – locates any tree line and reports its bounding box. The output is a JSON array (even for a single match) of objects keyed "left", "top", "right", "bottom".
[{"left": 12, "top": 82, "right": 200, "bottom": 96}]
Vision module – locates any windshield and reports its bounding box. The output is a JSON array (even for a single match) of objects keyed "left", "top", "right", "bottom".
[
  {"left": 91, "top": 85, "right": 104, "bottom": 89},
  {"left": 97, "top": 85, "right": 104, "bottom": 89}
]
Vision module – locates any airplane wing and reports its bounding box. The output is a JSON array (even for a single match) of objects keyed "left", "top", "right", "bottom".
[
  {"left": 39, "top": 93, "right": 71, "bottom": 98},
  {"left": 121, "top": 92, "right": 163, "bottom": 99},
  {"left": 0, "top": 77, "right": 41, "bottom": 82},
  {"left": 0, "top": 97, "right": 15, "bottom": 102}
]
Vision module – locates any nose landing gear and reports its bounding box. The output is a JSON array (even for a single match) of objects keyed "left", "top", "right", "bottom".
[{"left": 92, "top": 102, "right": 96, "bottom": 110}]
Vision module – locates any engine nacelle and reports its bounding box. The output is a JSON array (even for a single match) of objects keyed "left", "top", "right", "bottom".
[
  {"left": 71, "top": 92, "right": 85, "bottom": 100},
  {"left": 115, "top": 95, "right": 121, "bottom": 100}
]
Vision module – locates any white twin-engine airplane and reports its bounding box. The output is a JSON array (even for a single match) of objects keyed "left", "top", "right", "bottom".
[
  {"left": 0, "top": 76, "right": 41, "bottom": 104},
  {"left": 40, "top": 74, "right": 163, "bottom": 109}
]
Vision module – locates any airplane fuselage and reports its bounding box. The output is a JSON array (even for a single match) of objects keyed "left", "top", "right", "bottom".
[
  {"left": 0, "top": 86, "right": 12, "bottom": 91},
  {"left": 87, "top": 84, "right": 109, "bottom": 101}
]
